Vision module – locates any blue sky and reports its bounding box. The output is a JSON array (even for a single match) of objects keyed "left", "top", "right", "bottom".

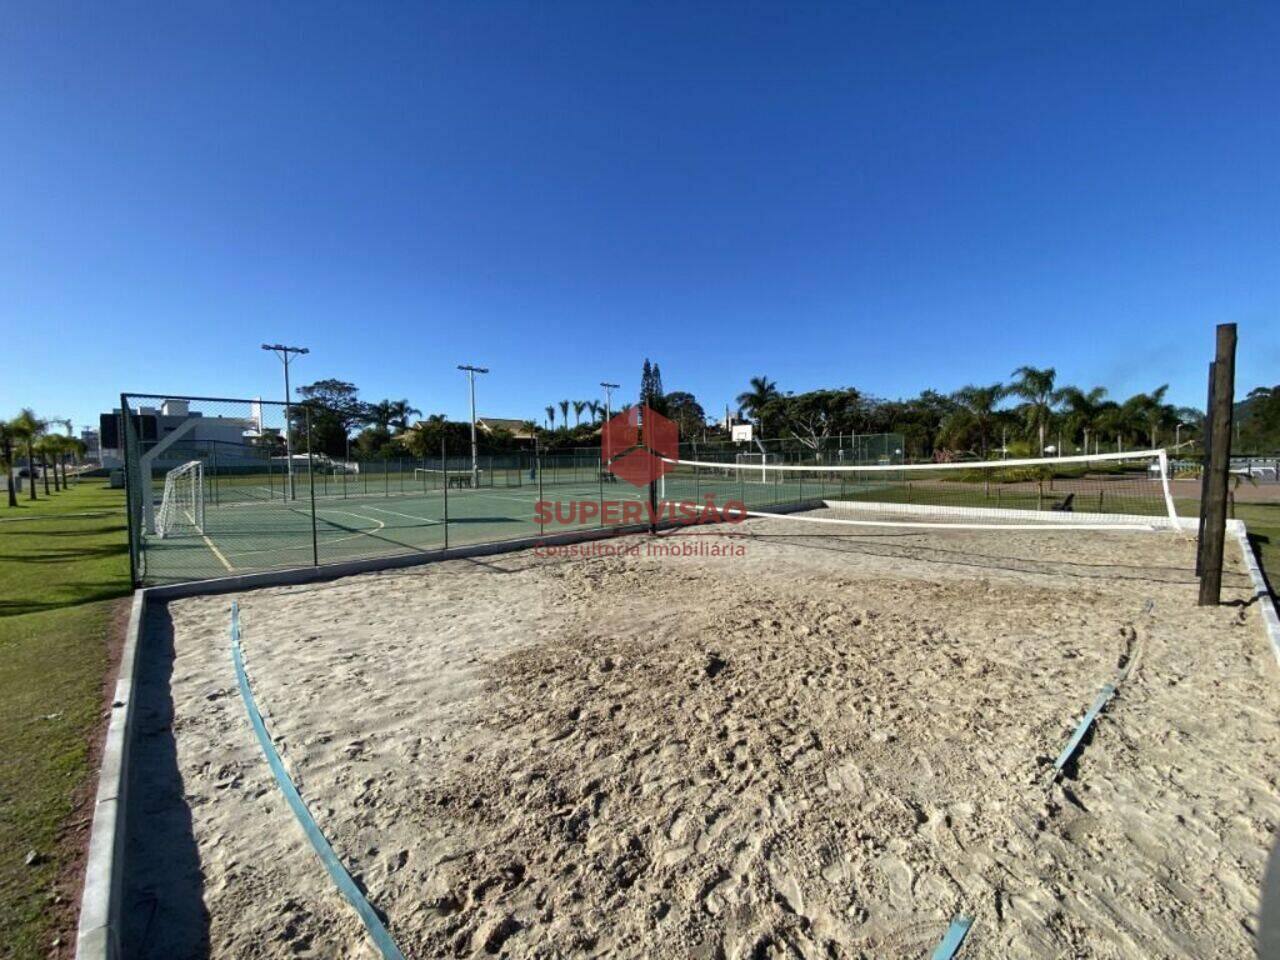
[{"left": 2, "top": 3, "right": 1277, "bottom": 432}]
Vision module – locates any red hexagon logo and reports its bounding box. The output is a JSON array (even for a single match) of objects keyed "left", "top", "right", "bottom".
[{"left": 601, "top": 405, "right": 679, "bottom": 487}]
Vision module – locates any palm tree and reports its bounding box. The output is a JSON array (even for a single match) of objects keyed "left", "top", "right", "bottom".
[
  {"left": 0, "top": 421, "right": 16, "bottom": 507},
  {"left": 1008, "top": 367, "right": 1062, "bottom": 455},
  {"left": 36, "top": 436, "right": 60, "bottom": 492},
  {"left": 947, "top": 383, "right": 1007, "bottom": 459},
  {"left": 558, "top": 400, "right": 570, "bottom": 429},
  {"left": 9, "top": 410, "right": 43, "bottom": 501},
  {"left": 545, "top": 405, "right": 556, "bottom": 430},
  {"left": 588, "top": 400, "right": 603, "bottom": 423},
  {"left": 385, "top": 399, "right": 421, "bottom": 432},
  {"left": 736, "top": 376, "right": 781, "bottom": 436},
  {"left": 1124, "top": 385, "right": 1173, "bottom": 447},
  {"left": 572, "top": 400, "right": 586, "bottom": 427},
  {"left": 366, "top": 400, "right": 394, "bottom": 431},
  {"left": 1059, "top": 386, "right": 1108, "bottom": 453}
]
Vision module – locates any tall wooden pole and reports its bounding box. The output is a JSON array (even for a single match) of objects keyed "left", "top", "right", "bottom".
[{"left": 1198, "top": 323, "right": 1237, "bottom": 605}]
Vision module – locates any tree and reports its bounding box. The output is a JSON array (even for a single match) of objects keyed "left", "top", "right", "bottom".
[
  {"left": 1238, "top": 385, "right": 1280, "bottom": 452},
  {"left": 639, "top": 360, "right": 654, "bottom": 408},
  {"left": 761, "top": 389, "right": 864, "bottom": 455},
  {"left": 558, "top": 400, "right": 570, "bottom": 428},
  {"left": 1119, "top": 386, "right": 1175, "bottom": 448},
  {"left": 293, "top": 380, "right": 365, "bottom": 459},
  {"left": 1008, "top": 367, "right": 1062, "bottom": 455},
  {"left": 368, "top": 399, "right": 421, "bottom": 432},
  {"left": 399, "top": 414, "right": 473, "bottom": 459},
  {"left": 1059, "top": 386, "right": 1108, "bottom": 453},
  {"left": 9, "top": 410, "right": 43, "bottom": 501},
  {"left": 545, "top": 405, "right": 556, "bottom": 430},
  {"left": 665, "top": 392, "right": 707, "bottom": 438},
  {"left": 0, "top": 421, "right": 16, "bottom": 507},
  {"left": 736, "top": 376, "right": 781, "bottom": 436},
  {"left": 35, "top": 435, "right": 60, "bottom": 493},
  {"left": 942, "top": 384, "right": 1007, "bottom": 458},
  {"left": 572, "top": 400, "right": 586, "bottom": 426}
]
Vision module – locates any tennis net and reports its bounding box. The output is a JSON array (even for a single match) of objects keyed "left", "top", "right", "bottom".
[{"left": 658, "top": 449, "right": 1180, "bottom": 530}]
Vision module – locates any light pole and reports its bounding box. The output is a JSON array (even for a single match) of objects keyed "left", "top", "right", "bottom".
[
  {"left": 458, "top": 365, "right": 489, "bottom": 487},
  {"left": 600, "top": 382, "right": 620, "bottom": 421},
  {"left": 262, "top": 344, "right": 309, "bottom": 499}
]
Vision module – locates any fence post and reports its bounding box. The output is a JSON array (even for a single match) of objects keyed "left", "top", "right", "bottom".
[
  {"left": 1198, "top": 323, "right": 1237, "bottom": 605},
  {"left": 441, "top": 438, "right": 449, "bottom": 551},
  {"left": 307, "top": 408, "right": 319, "bottom": 566}
]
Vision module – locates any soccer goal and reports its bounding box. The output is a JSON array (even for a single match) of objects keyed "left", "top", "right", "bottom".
[
  {"left": 660, "top": 449, "right": 1180, "bottom": 531},
  {"left": 734, "top": 451, "right": 782, "bottom": 482},
  {"left": 155, "top": 460, "right": 205, "bottom": 538}
]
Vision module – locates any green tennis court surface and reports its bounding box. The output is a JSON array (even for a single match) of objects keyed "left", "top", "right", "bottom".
[{"left": 139, "top": 477, "right": 651, "bottom": 584}]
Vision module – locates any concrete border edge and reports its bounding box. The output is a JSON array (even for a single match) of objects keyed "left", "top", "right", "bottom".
[
  {"left": 75, "top": 588, "right": 146, "bottom": 960},
  {"left": 1231, "top": 518, "right": 1280, "bottom": 668}
]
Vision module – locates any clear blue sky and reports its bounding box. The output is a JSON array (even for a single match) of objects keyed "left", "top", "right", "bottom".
[{"left": 3, "top": 3, "right": 1277, "bottom": 432}]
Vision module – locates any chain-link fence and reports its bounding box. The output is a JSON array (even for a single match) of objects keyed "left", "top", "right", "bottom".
[{"left": 118, "top": 394, "right": 659, "bottom": 586}]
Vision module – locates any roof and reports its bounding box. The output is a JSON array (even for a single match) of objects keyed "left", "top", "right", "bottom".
[{"left": 477, "top": 417, "right": 537, "bottom": 439}]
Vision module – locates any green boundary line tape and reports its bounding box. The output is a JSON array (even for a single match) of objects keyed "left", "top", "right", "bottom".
[
  {"left": 931, "top": 915, "right": 974, "bottom": 959},
  {"left": 230, "top": 602, "right": 406, "bottom": 960},
  {"left": 1053, "top": 682, "right": 1117, "bottom": 772}
]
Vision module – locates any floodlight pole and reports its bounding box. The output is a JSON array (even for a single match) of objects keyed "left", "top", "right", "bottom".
[
  {"left": 600, "top": 382, "right": 620, "bottom": 421},
  {"left": 262, "top": 343, "right": 309, "bottom": 500},
  {"left": 458, "top": 364, "right": 489, "bottom": 487}
]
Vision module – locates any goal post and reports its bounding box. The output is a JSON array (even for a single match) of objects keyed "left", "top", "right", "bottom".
[{"left": 155, "top": 460, "right": 205, "bottom": 539}]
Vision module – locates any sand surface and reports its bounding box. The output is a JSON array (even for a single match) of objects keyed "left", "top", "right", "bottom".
[{"left": 136, "top": 515, "right": 1280, "bottom": 958}]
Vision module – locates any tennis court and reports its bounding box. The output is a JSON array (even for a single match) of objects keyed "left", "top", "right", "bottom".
[{"left": 140, "top": 473, "right": 651, "bottom": 584}]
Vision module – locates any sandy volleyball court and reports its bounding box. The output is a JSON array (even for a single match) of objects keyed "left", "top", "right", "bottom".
[{"left": 125, "top": 515, "right": 1280, "bottom": 958}]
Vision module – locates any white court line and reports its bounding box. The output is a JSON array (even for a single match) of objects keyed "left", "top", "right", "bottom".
[
  {"left": 201, "top": 533, "right": 235, "bottom": 571},
  {"left": 219, "top": 509, "right": 388, "bottom": 561},
  {"left": 358, "top": 504, "right": 444, "bottom": 525}
]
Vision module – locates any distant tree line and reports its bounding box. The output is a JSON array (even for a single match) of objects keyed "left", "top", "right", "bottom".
[
  {"left": 1, "top": 410, "right": 88, "bottom": 507},
  {"left": 280, "top": 367, "right": 1280, "bottom": 467},
  {"left": 732, "top": 367, "right": 1213, "bottom": 460}
]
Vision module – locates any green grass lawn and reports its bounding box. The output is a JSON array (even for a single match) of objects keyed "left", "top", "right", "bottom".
[
  {"left": 0, "top": 481, "right": 129, "bottom": 960},
  {"left": 1235, "top": 500, "right": 1280, "bottom": 598}
]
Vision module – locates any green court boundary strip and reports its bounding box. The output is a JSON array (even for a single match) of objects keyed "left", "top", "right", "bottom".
[
  {"left": 230, "top": 602, "right": 406, "bottom": 960},
  {"left": 1053, "top": 682, "right": 1117, "bottom": 773},
  {"left": 930, "top": 915, "right": 974, "bottom": 958}
]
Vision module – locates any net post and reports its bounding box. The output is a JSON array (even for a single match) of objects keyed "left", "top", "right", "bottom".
[
  {"left": 1198, "top": 323, "right": 1237, "bottom": 605},
  {"left": 1156, "top": 450, "right": 1177, "bottom": 528},
  {"left": 537, "top": 441, "right": 544, "bottom": 538}
]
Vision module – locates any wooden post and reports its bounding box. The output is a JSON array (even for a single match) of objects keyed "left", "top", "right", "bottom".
[{"left": 1198, "top": 323, "right": 1236, "bottom": 605}]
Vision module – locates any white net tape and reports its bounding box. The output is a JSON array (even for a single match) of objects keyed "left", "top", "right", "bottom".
[{"left": 659, "top": 449, "right": 1178, "bottom": 531}]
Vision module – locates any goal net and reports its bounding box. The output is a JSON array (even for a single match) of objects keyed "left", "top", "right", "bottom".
[
  {"left": 659, "top": 449, "right": 1180, "bottom": 531},
  {"left": 155, "top": 460, "right": 205, "bottom": 538},
  {"left": 735, "top": 451, "right": 782, "bottom": 482}
]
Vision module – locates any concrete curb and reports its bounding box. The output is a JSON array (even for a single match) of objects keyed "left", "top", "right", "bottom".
[
  {"left": 75, "top": 590, "right": 145, "bottom": 960},
  {"left": 1231, "top": 519, "right": 1280, "bottom": 668}
]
